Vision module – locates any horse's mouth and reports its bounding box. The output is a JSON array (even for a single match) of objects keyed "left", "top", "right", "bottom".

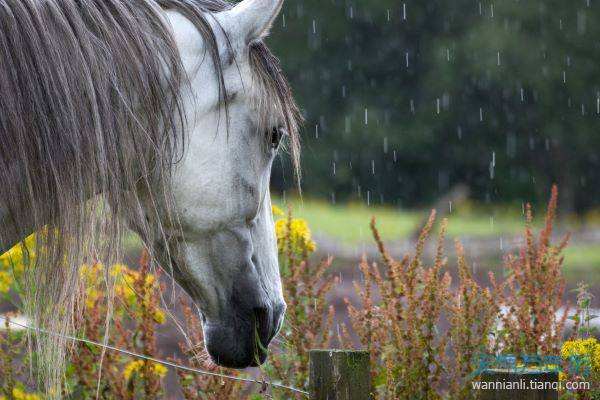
[{"left": 200, "top": 303, "right": 282, "bottom": 369}]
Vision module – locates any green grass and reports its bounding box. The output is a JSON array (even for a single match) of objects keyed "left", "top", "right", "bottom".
[
  {"left": 564, "top": 245, "right": 600, "bottom": 269},
  {"left": 562, "top": 245, "right": 600, "bottom": 285},
  {"left": 273, "top": 197, "right": 536, "bottom": 244}
]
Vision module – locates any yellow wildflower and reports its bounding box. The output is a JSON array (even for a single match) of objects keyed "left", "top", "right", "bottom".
[
  {"left": 594, "top": 344, "right": 600, "bottom": 373},
  {"left": 153, "top": 309, "right": 166, "bottom": 324},
  {"left": 11, "top": 387, "right": 41, "bottom": 400},
  {"left": 561, "top": 337, "right": 600, "bottom": 375},
  {"left": 275, "top": 217, "right": 316, "bottom": 255},
  {"left": 123, "top": 360, "right": 168, "bottom": 380},
  {"left": 153, "top": 363, "right": 168, "bottom": 377},
  {"left": 0, "top": 271, "right": 13, "bottom": 293},
  {"left": 558, "top": 371, "right": 567, "bottom": 381},
  {"left": 123, "top": 360, "right": 143, "bottom": 380},
  {"left": 0, "top": 233, "right": 36, "bottom": 294},
  {"left": 110, "top": 263, "right": 128, "bottom": 277},
  {"left": 272, "top": 204, "right": 285, "bottom": 217},
  {"left": 0, "top": 233, "right": 36, "bottom": 272},
  {"left": 561, "top": 338, "right": 597, "bottom": 358}
]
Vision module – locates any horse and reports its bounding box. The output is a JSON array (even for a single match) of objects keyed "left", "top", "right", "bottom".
[{"left": 0, "top": 0, "right": 300, "bottom": 394}]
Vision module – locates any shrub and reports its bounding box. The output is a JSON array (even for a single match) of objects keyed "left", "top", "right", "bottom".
[
  {"left": 495, "top": 186, "right": 570, "bottom": 356},
  {"left": 343, "top": 186, "right": 586, "bottom": 399},
  {"left": 345, "top": 212, "right": 500, "bottom": 399},
  {"left": 263, "top": 206, "right": 337, "bottom": 398},
  {"left": 0, "top": 187, "right": 595, "bottom": 400}
]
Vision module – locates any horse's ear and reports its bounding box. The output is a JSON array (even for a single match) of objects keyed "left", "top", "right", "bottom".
[{"left": 216, "top": 0, "right": 284, "bottom": 45}]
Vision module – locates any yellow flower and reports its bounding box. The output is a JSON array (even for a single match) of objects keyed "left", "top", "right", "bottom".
[
  {"left": 0, "top": 271, "right": 13, "bottom": 293},
  {"left": 123, "top": 360, "right": 143, "bottom": 380},
  {"left": 123, "top": 360, "right": 168, "bottom": 380},
  {"left": 561, "top": 338, "right": 597, "bottom": 358},
  {"left": 275, "top": 217, "right": 316, "bottom": 255},
  {"left": 594, "top": 344, "right": 600, "bottom": 372},
  {"left": 558, "top": 371, "right": 567, "bottom": 381},
  {"left": 0, "top": 233, "right": 36, "bottom": 292},
  {"left": 561, "top": 337, "right": 600, "bottom": 374},
  {"left": 153, "top": 363, "right": 168, "bottom": 377},
  {"left": 11, "top": 387, "right": 41, "bottom": 400},
  {"left": 153, "top": 309, "right": 166, "bottom": 324},
  {"left": 272, "top": 205, "right": 285, "bottom": 217}
]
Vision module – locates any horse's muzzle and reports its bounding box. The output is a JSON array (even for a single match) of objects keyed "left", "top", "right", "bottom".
[{"left": 203, "top": 301, "right": 285, "bottom": 368}]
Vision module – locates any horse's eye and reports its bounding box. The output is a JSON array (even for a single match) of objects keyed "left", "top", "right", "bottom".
[{"left": 269, "top": 127, "right": 286, "bottom": 150}]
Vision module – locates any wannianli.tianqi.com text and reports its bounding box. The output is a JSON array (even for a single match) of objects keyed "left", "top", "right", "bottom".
[{"left": 471, "top": 380, "right": 591, "bottom": 391}]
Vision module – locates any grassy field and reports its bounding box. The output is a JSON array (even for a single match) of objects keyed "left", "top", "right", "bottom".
[
  {"left": 273, "top": 196, "right": 600, "bottom": 273},
  {"left": 273, "top": 197, "right": 544, "bottom": 242}
]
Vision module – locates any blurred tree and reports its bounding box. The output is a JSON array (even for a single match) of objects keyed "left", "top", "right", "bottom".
[{"left": 268, "top": 0, "right": 600, "bottom": 212}]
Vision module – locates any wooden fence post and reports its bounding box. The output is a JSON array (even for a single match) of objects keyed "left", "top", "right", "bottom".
[
  {"left": 478, "top": 369, "right": 559, "bottom": 400},
  {"left": 309, "top": 349, "right": 371, "bottom": 400}
]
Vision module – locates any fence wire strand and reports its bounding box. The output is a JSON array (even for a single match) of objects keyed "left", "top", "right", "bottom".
[{"left": 0, "top": 316, "right": 309, "bottom": 397}]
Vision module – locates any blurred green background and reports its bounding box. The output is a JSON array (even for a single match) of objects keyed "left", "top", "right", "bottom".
[{"left": 267, "top": 0, "right": 600, "bottom": 214}]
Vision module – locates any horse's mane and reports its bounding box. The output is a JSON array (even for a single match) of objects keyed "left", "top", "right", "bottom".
[{"left": 0, "top": 0, "right": 300, "bottom": 395}]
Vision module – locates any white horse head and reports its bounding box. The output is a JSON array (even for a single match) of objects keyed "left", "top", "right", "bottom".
[
  {"left": 157, "top": 0, "right": 292, "bottom": 368},
  {"left": 0, "top": 0, "right": 298, "bottom": 386}
]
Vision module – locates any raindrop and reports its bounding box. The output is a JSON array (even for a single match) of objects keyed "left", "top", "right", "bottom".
[
  {"left": 405, "top": 52, "right": 409, "bottom": 68},
  {"left": 479, "top": 107, "right": 484, "bottom": 122},
  {"left": 364, "top": 108, "right": 368, "bottom": 125},
  {"left": 403, "top": 3, "right": 407, "bottom": 20},
  {"left": 342, "top": 85, "right": 347, "bottom": 98},
  {"left": 497, "top": 51, "right": 501, "bottom": 66},
  {"left": 436, "top": 98, "right": 441, "bottom": 114},
  {"left": 386, "top": 9, "right": 391, "bottom": 21},
  {"left": 520, "top": 88, "right": 525, "bottom": 102},
  {"left": 344, "top": 116, "right": 351, "bottom": 133},
  {"left": 383, "top": 137, "right": 388, "bottom": 154},
  {"left": 282, "top": 14, "right": 286, "bottom": 28},
  {"left": 312, "top": 20, "right": 316, "bottom": 34},
  {"left": 490, "top": 3, "right": 494, "bottom": 18},
  {"left": 371, "top": 160, "right": 375, "bottom": 175},
  {"left": 315, "top": 124, "right": 319, "bottom": 139}
]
